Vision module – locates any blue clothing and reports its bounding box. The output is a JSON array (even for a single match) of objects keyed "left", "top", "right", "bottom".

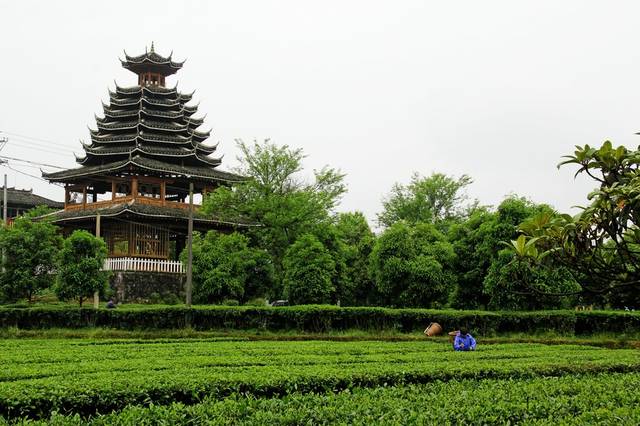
[{"left": 453, "top": 333, "right": 476, "bottom": 351}]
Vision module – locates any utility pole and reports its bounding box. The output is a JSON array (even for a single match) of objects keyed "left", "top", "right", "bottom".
[
  {"left": 2, "top": 173, "right": 6, "bottom": 274},
  {"left": 1, "top": 134, "right": 8, "bottom": 225},
  {"left": 94, "top": 213, "right": 101, "bottom": 309},
  {"left": 185, "top": 182, "right": 194, "bottom": 307},
  {"left": 3, "top": 174, "right": 7, "bottom": 226}
]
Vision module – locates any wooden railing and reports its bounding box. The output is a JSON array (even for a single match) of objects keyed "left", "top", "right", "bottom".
[
  {"left": 103, "top": 257, "right": 185, "bottom": 274},
  {"left": 65, "top": 196, "right": 198, "bottom": 211}
]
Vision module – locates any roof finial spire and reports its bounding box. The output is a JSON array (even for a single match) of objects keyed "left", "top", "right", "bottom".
[{"left": 150, "top": 41, "right": 155, "bottom": 53}]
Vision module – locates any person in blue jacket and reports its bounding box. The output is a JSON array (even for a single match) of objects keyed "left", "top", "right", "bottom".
[{"left": 453, "top": 327, "right": 476, "bottom": 351}]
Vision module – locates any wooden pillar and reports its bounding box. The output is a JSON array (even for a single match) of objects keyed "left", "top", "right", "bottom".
[
  {"left": 128, "top": 222, "right": 134, "bottom": 256},
  {"left": 82, "top": 186, "right": 87, "bottom": 209},
  {"left": 131, "top": 177, "right": 138, "bottom": 200},
  {"left": 64, "top": 186, "right": 69, "bottom": 208},
  {"left": 111, "top": 181, "right": 117, "bottom": 200},
  {"left": 160, "top": 181, "right": 166, "bottom": 206},
  {"left": 92, "top": 191, "right": 97, "bottom": 203}
]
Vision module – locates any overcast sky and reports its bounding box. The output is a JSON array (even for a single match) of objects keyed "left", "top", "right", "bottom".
[{"left": 1, "top": 1, "right": 639, "bottom": 226}]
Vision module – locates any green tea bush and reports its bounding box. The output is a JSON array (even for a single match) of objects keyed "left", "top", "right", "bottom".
[
  {"left": 0, "top": 305, "right": 638, "bottom": 335},
  {"left": 0, "top": 340, "right": 638, "bottom": 420}
]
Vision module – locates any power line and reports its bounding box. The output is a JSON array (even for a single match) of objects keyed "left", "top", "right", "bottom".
[
  {"left": 0, "top": 155, "right": 66, "bottom": 169},
  {"left": 5, "top": 139, "right": 76, "bottom": 158},
  {"left": 2, "top": 163, "right": 50, "bottom": 183},
  {"left": 1, "top": 131, "right": 78, "bottom": 150},
  {"left": 7, "top": 135, "right": 77, "bottom": 155}
]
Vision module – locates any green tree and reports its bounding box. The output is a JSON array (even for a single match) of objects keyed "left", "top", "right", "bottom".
[
  {"left": 0, "top": 217, "right": 62, "bottom": 303},
  {"left": 184, "top": 231, "right": 274, "bottom": 304},
  {"left": 448, "top": 197, "right": 553, "bottom": 309},
  {"left": 55, "top": 230, "right": 109, "bottom": 306},
  {"left": 519, "top": 141, "right": 640, "bottom": 307},
  {"left": 334, "top": 212, "right": 377, "bottom": 306},
  {"left": 377, "top": 172, "right": 473, "bottom": 230},
  {"left": 369, "top": 222, "right": 455, "bottom": 308},
  {"left": 203, "top": 139, "right": 346, "bottom": 296},
  {"left": 483, "top": 235, "right": 580, "bottom": 310},
  {"left": 283, "top": 234, "right": 335, "bottom": 304}
]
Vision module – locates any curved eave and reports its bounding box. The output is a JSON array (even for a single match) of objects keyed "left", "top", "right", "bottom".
[
  {"left": 43, "top": 156, "right": 247, "bottom": 184},
  {"left": 141, "top": 108, "right": 184, "bottom": 120},
  {"left": 45, "top": 204, "right": 254, "bottom": 229},
  {"left": 108, "top": 97, "right": 141, "bottom": 107},
  {"left": 178, "top": 91, "right": 195, "bottom": 102},
  {"left": 142, "top": 97, "right": 181, "bottom": 108},
  {"left": 139, "top": 120, "right": 188, "bottom": 132},
  {"left": 102, "top": 103, "right": 139, "bottom": 117},
  {"left": 122, "top": 52, "right": 185, "bottom": 68},
  {"left": 113, "top": 85, "right": 142, "bottom": 96},
  {"left": 110, "top": 93, "right": 182, "bottom": 107},
  {"left": 89, "top": 133, "right": 192, "bottom": 146},
  {"left": 80, "top": 148, "right": 206, "bottom": 164},
  {"left": 181, "top": 104, "right": 199, "bottom": 115},
  {"left": 108, "top": 89, "right": 141, "bottom": 101},
  {"left": 96, "top": 121, "right": 139, "bottom": 132},
  {"left": 114, "top": 83, "right": 179, "bottom": 96},
  {"left": 186, "top": 115, "right": 206, "bottom": 126},
  {"left": 90, "top": 133, "right": 138, "bottom": 144},
  {"left": 191, "top": 130, "right": 211, "bottom": 143},
  {"left": 195, "top": 154, "right": 222, "bottom": 166},
  {"left": 194, "top": 141, "right": 219, "bottom": 154},
  {"left": 138, "top": 133, "right": 191, "bottom": 144}
]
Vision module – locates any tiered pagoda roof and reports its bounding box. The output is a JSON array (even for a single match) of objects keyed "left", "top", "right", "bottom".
[
  {"left": 44, "top": 45, "right": 243, "bottom": 185},
  {"left": 121, "top": 42, "right": 185, "bottom": 76}
]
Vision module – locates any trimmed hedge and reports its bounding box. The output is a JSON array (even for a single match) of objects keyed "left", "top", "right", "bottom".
[{"left": 0, "top": 305, "right": 638, "bottom": 335}]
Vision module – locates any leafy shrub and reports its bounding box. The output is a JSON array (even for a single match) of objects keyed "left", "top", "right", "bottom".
[
  {"left": 245, "top": 298, "right": 268, "bottom": 307},
  {"left": 283, "top": 234, "right": 335, "bottom": 305},
  {"left": 184, "top": 231, "right": 274, "bottom": 304},
  {"left": 0, "top": 217, "right": 62, "bottom": 303},
  {"left": 55, "top": 230, "right": 110, "bottom": 306},
  {"left": 370, "top": 222, "right": 456, "bottom": 308},
  {"left": 149, "top": 292, "right": 163, "bottom": 304},
  {"left": 0, "top": 340, "right": 638, "bottom": 420},
  {"left": 0, "top": 305, "right": 638, "bottom": 335}
]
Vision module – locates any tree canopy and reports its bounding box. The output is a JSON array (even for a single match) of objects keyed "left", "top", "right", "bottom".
[
  {"left": 369, "top": 222, "right": 455, "bottom": 308},
  {"left": 186, "top": 231, "right": 274, "bottom": 304},
  {"left": 377, "top": 172, "right": 473, "bottom": 229},
  {"left": 0, "top": 217, "right": 61, "bottom": 303},
  {"left": 517, "top": 141, "right": 640, "bottom": 306},
  {"left": 55, "top": 230, "right": 109, "bottom": 306},
  {"left": 283, "top": 234, "right": 336, "bottom": 305},
  {"left": 203, "top": 139, "right": 346, "bottom": 297}
]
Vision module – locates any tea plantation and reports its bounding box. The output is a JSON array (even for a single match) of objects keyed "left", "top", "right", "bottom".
[{"left": 1, "top": 338, "right": 639, "bottom": 424}]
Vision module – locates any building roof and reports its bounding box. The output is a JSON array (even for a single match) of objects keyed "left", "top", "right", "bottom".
[
  {"left": 121, "top": 43, "right": 184, "bottom": 77},
  {"left": 42, "top": 155, "right": 246, "bottom": 183},
  {"left": 41, "top": 199, "right": 255, "bottom": 230},
  {"left": 43, "top": 46, "right": 244, "bottom": 187},
  {"left": 0, "top": 187, "right": 63, "bottom": 209}
]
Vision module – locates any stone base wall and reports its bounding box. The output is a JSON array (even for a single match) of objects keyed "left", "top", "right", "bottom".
[{"left": 109, "top": 272, "right": 185, "bottom": 304}]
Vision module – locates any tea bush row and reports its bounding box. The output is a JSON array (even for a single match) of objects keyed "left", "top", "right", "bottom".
[
  {"left": 1, "top": 305, "right": 639, "bottom": 334},
  {"left": 4, "top": 372, "right": 640, "bottom": 425},
  {"left": 1, "top": 340, "right": 639, "bottom": 419}
]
